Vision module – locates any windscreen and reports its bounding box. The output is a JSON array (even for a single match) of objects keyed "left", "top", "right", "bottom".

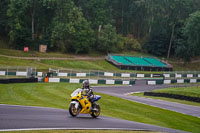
[{"left": 71, "top": 88, "right": 82, "bottom": 97}]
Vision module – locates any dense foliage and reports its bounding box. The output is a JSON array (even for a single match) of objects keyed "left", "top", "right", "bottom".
[{"left": 0, "top": 0, "right": 199, "bottom": 61}]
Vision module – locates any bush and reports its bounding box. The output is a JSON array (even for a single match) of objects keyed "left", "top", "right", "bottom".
[{"left": 124, "top": 36, "right": 142, "bottom": 51}]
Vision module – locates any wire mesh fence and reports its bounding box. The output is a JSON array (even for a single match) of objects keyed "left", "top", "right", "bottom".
[{"left": 0, "top": 66, "right": 37, "bottom": 79}]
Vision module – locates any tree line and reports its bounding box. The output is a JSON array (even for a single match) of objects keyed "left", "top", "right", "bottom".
[{"left": 0, "top": 0, "right": 199, "bottom": 61}]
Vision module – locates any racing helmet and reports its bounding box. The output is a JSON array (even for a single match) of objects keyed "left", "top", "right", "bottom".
[{"left": 82, "top": 80, "right": 89, "bottom": 89}]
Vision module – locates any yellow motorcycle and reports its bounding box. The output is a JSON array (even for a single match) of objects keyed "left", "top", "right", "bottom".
[{"left": 69, "top": 88, "right": 101, "bottom": 118}]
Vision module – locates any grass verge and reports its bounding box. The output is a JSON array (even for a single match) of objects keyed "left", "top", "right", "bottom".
[
  {"left": 0, "top": 83, "right": 200, "bottom": 132},
  {"left": 152, "top": 86, "right": 200, "bottom": 97},
  {"left": 0, "top": 56, "right": 51, "bottom": 69},
  {"left": 133, "top": 92, "right": 200, "bottom": 107},
  {"left": 0, "top": 55, "right": 161, "bottom": 73},
  {"left": 0, "top": 48, "right": 74, "bottom": 58},
  {"left": 169, "top": 61, "right": 200, "bottom": 71},
  {"left": 40, "top": 59, "right": 119, "bottom": 71},
  {"left": 132, "top": 86, "right": 200, "bottom": 106}
]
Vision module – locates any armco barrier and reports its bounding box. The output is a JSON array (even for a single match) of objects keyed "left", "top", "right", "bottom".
[
  {"left": 47, "top": 72, "right": 165, "bottom": 79},
  {"left": 163, "top": 73, "right": 200, "bottom": 78},
  {"left": 45, "top": 78, "right": 135, "bottom": 85},
  {"left": 46, "top": 72, "right": 165, "bottom": 78},
  {"left": 0, "top": 71, "right": 43, "bottom": 77},
  {"left": 2, "top": 70, "right": 200, "bottom": 80},
  {"left": 146, "top": 80, "right": 164, "bottom": 85},
  {"left": 54, "top": 72, "right": 137, "bottom": 78},
  {"left": 144, "top": 92, "right": 200, "bottom": 103},
  {"left": 147, "top": 79, "right": 200, "bottom": 85}
]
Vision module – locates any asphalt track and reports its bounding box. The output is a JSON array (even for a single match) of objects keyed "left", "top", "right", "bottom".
[
  {"left": 93, "top": 80, "right": 200, "bottom": 118},
  {"left": 0, "top": 104, "right": 187, "bottom": 133}
]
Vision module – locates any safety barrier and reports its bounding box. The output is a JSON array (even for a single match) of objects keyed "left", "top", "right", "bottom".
[
  {"left": 0, "top": 71, "right": 43, "bottom": 77},
  {"left": 43, "top": 72, "right": 165, "bottom": 79},
  {"left": 163, "top": 73, "right": 200, "bottom": 78},
  {"left": 1, "top": 68, "right": 200, "bottom": 79},
  {"left": 144, "top": 92, "right": 200, "bottom": 103},
  {"left": 49, "top": 71, "right": 136, "bottom": 78},
  {"left": 146, "top": 79, "right": 200, "bottom": 85},
  {"left": 1, "top": 67, "right": 200, "bottom": 86},
  {"left": 0, "top": 78, "right": 38, "bottom": 84},
  {"left": 43, "top": 78, "right": 135, "bottom": 85}
]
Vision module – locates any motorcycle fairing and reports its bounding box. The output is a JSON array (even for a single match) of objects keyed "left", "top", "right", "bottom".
[{"left": 93, "top": 95, "right": 101, "bottom": 102}]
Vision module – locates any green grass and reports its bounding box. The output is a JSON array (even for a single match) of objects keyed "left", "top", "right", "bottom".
[
  {"left": 40, "top": 59, "right": 119, "bottom": 71},
  {"left": 0, "top": 56, "right": 51, "bottom": 69},
  {"left": 132, "top": 86, "right": 200, "bottom": 106},
  {"left": 0, "top": 48, "right": 154, "bottom": 58},
  {"left": 1, "top": 130, "right": 154, "bottom": 133},
  {"left": 153, "top": 86, "right": 200, "bottom": 97},
  {"left": 0, "top": 48, "right": 74, "bottom": 58},
  {"left": 0, "top": 56, "right": 160, "bottom": 73},
  {"left": 40, "top": 59, "right": 165, "bottom": 73},
  {"left": 132, "top": 92, "right": 200, "bottom": 107},
  {"left": 0, "top": 83, "right": 200, "bottom": 133},
  {"left": 170, "top": 61, "right": 200, "bottom": 71},
  {"left": 1, "top": 48, "right": 200, "bottom": 71}
]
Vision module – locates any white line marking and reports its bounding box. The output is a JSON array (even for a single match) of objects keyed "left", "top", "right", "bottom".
[
  {"left": 93, "top": 85, "right": 128, "bottom": 88},
  {"left": 124, "top": 91, "right": 143, "bottom": 96},
  {"left": 0, "top": 128, "right": 151, "bottom": 132},
  {"left": 0, "top": 104, "right": 64, "bottom": 111}
]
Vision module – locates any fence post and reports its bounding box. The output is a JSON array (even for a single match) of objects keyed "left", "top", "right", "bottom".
[
  {"left": 26, "top": 66, "right": 28, "bottom": 78},
  {"left": 70, "top": 69, "right": 72, "bottom": 79},
  {"left": 89, "top": 70, "right": 90, "bottom": 80},
  {"left": 98, "top": 70, "right": 99, "bottom": 80},
  {"left": 7, "top": 67, "right": 8, "bottom": 79}
]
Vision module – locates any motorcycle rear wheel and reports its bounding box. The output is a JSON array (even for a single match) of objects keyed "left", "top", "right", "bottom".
[
  {"left": 69, "top": 104, "right": 79, "bottom": 117},
  {"left": 91, "top": 103, "right": 100, "bottom": 118}
]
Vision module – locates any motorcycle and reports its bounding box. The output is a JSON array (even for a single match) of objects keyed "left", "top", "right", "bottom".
[{"left": 69, "top": 88, "right": 101, "bottom": 118}]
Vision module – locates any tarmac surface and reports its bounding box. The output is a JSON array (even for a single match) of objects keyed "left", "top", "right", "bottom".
[{"left": 0, "top": 104, "right": 187, "bottom": 133}]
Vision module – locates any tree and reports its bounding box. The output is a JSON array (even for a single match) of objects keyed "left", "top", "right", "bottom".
[
  {"left": 0, "top": 0, "right": 9, "bottom": 36},
  {"left": 7, "top": 0, "right": 32, "bottom": 48},
  {"left": 74, "top": 0, "right": 113, "bottom": 30},
  {"left": 124, "top": 35, "right": 141, "bottom": 51},
  {"left": 174, "top": 38, "right": 193, "bottom": 63},
  {"left": 7, "top": 0, "right": 56, "bottom": 49},
  {"left": 173, "top": 23, "right": 193, "bottom": 63},
  {"left": 166, "top": 0, "right": 192, "bottom": 59},
  {"left": 1, "top": 0, "right": 200, "bottom": 55},
  {"left": 174, "top": 10, "right": 200, "bottom": 63},
  {"left": 184, "top": 10, "right": 200, "bottom": 56},
  {"left": 144, "top": 30, "right": 170, "bottom": 56},
  {"left": 97, "top": 24, "right": 119, "bottom": 53},
  {"left": 50, "top": 0, "right": 94, "bottom": 53}
]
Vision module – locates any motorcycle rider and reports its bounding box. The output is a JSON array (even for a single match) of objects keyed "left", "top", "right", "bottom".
[
  {"left": 82, "top": 80, "right": 94, "bottom": 102},
  {"left": 82, "top": 80, "right": 98, "bottom": 111}
]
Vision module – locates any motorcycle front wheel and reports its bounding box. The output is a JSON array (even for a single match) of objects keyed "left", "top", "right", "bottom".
[
  {"left": 91, "top": 103, "right": 100, "bottom": 118},
  {"left": 69, "top": 104, "right": 79, "bottom": 117}
]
